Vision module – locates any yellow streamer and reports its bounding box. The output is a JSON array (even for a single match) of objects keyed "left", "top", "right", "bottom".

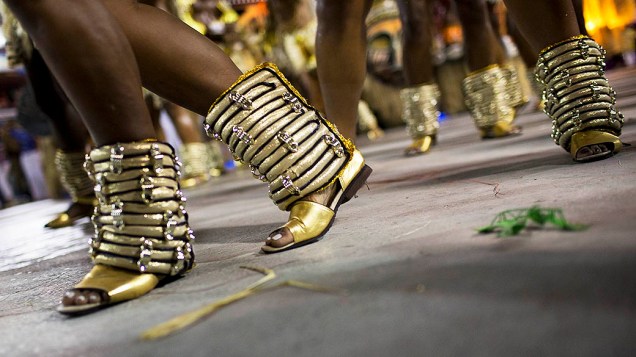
[{"left": 140, "top": 266, "right": 344, "bottom": 340}]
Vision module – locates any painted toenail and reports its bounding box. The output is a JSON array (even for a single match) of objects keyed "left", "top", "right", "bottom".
[{"left": 271, "top": 233, "right": 282, "bottom": 241}]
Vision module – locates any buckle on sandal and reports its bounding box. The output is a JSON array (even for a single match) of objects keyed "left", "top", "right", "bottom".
[
  {"left": 110, "top": 145, "right": 124, "bottom": 174},
  {"left": 323, "top": 134, "right": 345, "bottom": 157},
  {"left": 283, "top": 92, "right": 305, "bottom": 114},
  {"left": 229, "top": 91, "right": 253, "bottom": 110},
  {"left": 277, "top": 131, "right": 299, "bottom": 152},
  {"left": 232, "top": 125, "right": 254, "bottom": 146}
]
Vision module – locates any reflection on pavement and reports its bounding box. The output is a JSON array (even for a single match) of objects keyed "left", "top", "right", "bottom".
[{"left": 0, "top": 200, "right": 90, "bottom": 272}]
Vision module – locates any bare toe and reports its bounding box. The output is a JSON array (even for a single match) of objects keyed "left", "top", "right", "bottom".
[
  {"left": 61, "top": 289, "right": 105, "bottom": 307},
  {"left": 576, "top": 144, "right": 610, "bottom": 161},
  {"left": 266, "top": 228, "right": 294, "bottom": 248},
  {"left": 61, "top": 290, "right": 77, "bottom": 306}
]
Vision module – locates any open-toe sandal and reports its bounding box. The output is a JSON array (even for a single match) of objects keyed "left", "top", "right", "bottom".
[
  {"left": 204, "top": 63, "right": 373, "bottom": 254},
  {"left": 262, "top": 150, "right": 372, "bottom": 253},
  {"left": 58, "top": 141, "right": 194, "bottom": 315}
]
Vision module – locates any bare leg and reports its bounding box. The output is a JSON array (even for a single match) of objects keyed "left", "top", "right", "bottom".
[
  {"left": 5, "top": 0, "right": 155, "bottom": 146},
  {"left": 3, "top": 0, "right": 162, "bottom": 309},
  {"left": 315, "top": 0, "right": 373, "bottom": 140},
  {"left": 100, "top": 0, "right": 242, "bottom": 116},
  {"left": 455, "top": 0, "right": 506, "bottom": 71},
  {"left": 397, "top": 0, "right": 434, "bottom": 85},
  {"left": 26, "top": 50, "right": 89, "bottom": 152},
  {"left": 26, "top": 50, "right": 95, "bottom": 228},
  {"left": 502, "top": 0, "right": 579, "bottom": 53},
  {"left": 164, "top": 102, "right": 203, "bottom": 144},
  {"left": 262, "top": 0, "right": 374, "bottom": 249}
]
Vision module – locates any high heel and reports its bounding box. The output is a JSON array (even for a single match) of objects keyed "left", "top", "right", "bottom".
[{"left": 535, "top": 35, "right": 624, "bottom": 162}]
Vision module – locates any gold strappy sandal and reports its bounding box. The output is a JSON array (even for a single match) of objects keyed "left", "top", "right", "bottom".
[
  {"left": 204, "top": 63, "right": 372, "bottom": 254},
  {"left": 463, "top": 64, "right": 523, "bottom": 139},
  {"left": 535, "top": 35, "right": 624, "bottom": 162},
  {"left": 57, "top": 141, "right": 195, "bottom": 315},
  {"left": 400, "top": 83, "right": 440, "bottom": 156}
]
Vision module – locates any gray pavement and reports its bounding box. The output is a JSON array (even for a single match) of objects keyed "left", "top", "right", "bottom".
[{"left": 1, "top": 67, "right": 636, "bottom": 357}]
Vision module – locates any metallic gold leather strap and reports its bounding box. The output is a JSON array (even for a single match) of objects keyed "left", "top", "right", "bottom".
[
  {"left": 462, "top": 65, "right": 515, "bottom": 128},
  {"left": 535, "top": 36, "right": 623, "bottom": 149},
  {"left": 88, "top": 142, "right": 174, "bottom": 162},
  {"left": 86, "top": 141, "right": 194, "bottom": 276},
  {"left": 400, "top": 83, "right": 440, "bottom": 139},
  {"left": 93, "top": 212, "right": 187, "bottom": 227},
  {"left": 205, "top": 63, "right": 355, "bottom": 211}
]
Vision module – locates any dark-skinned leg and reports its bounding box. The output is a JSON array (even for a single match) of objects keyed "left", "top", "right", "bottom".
[
  {"left": 396, "top": 0, "right": 442, "bottom": 155},
  {"left": 103, "top": 0, "right": 366, "bottom": 248},
  {"left": 26, "top": 50, "right": 95, "bottom": 228},
  {"left": 503, "top": 0, "right": 623, "bottom": 161},
  {"left": 455, "top": 0, "right": 505, "bottom": 71},
  {"left": 164, "top": 102, "right": 211, "bottom": 188},
  {"left": 100, "top": 0, "right": 241, "bottom": 116},
  {"left": 315, "top": 0, "right": 373, "bottom": 141},
  {"left": 254, "top": 0, "right": 375, "bottom": 250},
  {"left": 3, "top": 0, "right": 187, "bottom": 312},
  {"left": 456, "top": 0, "right": 521, "bottom": 138}
]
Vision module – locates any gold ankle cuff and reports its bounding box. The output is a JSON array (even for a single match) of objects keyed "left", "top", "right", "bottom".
[
  {"left": 85, "top": 141, "right": 195, "bottom": 276},
  {"left": 536, "top": 36, "right": 624, "bottom": 153},
  {"left": 205, "top": 62, "right": 357, "bottom": 211},
  {"left": 463, "top": 64, "right": 516, "bottom": 130}
]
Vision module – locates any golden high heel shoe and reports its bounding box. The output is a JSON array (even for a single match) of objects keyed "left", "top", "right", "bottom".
[
  {"left": 204, "top": 63, "right": 372, "bottom": 253},
  {"left": 535, "top": 35, "right": 624, "bottom": 162},
  {"left": 463, "top": 64, "right": 522, "bottom": 139},
  {"left": 45, "top": 150, "right": 97, "bottom": 229},
  {"left": 57, "top": 141, "right": 195, "bottom": 315},
  {"left": 400, "top": 83, "right": 440, "bottom": 156}
]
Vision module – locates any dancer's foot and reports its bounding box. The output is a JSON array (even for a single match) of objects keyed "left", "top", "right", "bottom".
[
  {"left": 45, "top": 200, "right": 95, "bottom": 228},
  {"left": 265, "top": 184, "right": 337, "bottom": 250}
]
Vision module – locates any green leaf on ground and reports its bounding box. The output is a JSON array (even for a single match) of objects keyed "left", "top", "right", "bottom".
[{"left": 477, "top": 206, "right": 587, "bottom": 237}]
